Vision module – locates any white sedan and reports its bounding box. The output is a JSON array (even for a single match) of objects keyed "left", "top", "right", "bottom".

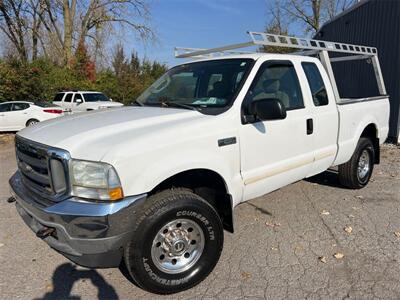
[{"left": 0, "top": 101, "right": 64, "bottom": 132}]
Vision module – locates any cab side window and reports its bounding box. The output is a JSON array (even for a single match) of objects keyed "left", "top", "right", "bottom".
[
  {"left": 244, "top": 61, "right": 304, "bottom": 114},
  {"left": 302, "top": 62, "right": 329, "bottom": 106},
  {"left": 12, "top": 103, "right": 29, "bottom": 111},
  {"left": 64, "top": 93, "right": 73, "bottom": 102}
]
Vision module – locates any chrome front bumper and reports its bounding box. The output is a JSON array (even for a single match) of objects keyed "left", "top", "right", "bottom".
[{"left": 9, "top": 171, "right": 146, "bottom": 268}]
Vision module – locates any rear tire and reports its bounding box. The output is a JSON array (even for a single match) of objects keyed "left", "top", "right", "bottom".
[
  {"left": 26, "top": 119, "right": 39, "bottom": 127},
  {"left": 124, "top": 189, "right": 223, "bottom": 294},
  {"left": 338, "top": 137, "right": 375, "bottom": 189}
]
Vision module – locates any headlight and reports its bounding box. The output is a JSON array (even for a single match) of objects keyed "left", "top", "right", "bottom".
[{"left": 70, "top": 159, "right": 123, "bottom": 201}]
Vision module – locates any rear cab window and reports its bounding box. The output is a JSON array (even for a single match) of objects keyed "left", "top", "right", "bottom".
[{"left": 301, "top": 62, "right": 329, "bottom": 106}]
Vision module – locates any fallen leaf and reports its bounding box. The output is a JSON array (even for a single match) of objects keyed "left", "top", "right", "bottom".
[
  {"left": 334, "top": 252, "right": 344, "bottom": 259},
  {"left": 0, "top": 243, "right": 4, "bottom": 248},
  {"left": 349, "top": 214, "right": 355, "bottom": 218},
  {"left": 271, "top": 247, "right": 278, "bottom": 251},
  {"left": 241, "top": 271, "right": 251, "bottom": 279},
  {"left": 344, "top": 226, "right": 353, "bottom": 234},
  {"left": 321, "top": 210, "right": 330, "bottom": 215},
  {"left": 319, "top": 256, "right": 327, "bottom": 263},
  {"left": 355, "top": 195, "right": 364, "bottom": 200},
  {"left": 45, "top": 283, "right": 53, "bottom": 292},
  {"left": 265, "top": 221, "right": 281, "bottom": 228},
  {"left": 378, "top": 171, "right": 383, "bottom": 175},
  {"left": 394, "top": 231, "right": 400, "bottom": 238}
]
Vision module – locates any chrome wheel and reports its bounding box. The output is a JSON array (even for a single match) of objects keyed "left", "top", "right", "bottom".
[
  {"left": 151, "top": 218, "right": 204, "bottom": 274},
  {"left": 357, "top": 150, "right": 370, "bottom": 180}
]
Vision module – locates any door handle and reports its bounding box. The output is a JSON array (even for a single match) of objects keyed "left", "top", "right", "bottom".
[{"left": 306, "top": 118, "right": 313, "bottom": 135}]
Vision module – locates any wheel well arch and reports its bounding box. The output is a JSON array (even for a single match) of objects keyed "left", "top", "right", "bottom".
[
  {"left": 149, "top": 169, "right": 234, "bottom": 233},
  {"left": 360, "top": 123, "right": 380, "bottom": 164},
  {"left": 26, "top": 118, "right": 39, "bottom": 126}
]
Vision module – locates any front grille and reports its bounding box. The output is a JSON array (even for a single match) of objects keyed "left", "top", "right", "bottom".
[{"left": 15, "top": 136, "right": 70, "bottom": 205}]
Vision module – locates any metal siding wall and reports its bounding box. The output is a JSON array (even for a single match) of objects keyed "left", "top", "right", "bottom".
[{"left": 317, "top": 0, "right": 400, "bottom": 139}]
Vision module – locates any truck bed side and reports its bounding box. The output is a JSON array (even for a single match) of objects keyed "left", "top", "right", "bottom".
[{"left": 333, "top": 96, "right": 390, "bottom": 166}]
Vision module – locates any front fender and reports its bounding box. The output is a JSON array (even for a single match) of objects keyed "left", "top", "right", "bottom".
[{"left": 111, "top": 147, "right": 243, "bottom": 206}]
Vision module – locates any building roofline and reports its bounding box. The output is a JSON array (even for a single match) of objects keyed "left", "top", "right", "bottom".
[{"left": 316, "top": 0, "right": 371, "bottom": 35}]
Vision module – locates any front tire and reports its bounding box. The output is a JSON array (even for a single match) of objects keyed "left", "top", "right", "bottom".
[
  {"left": 124, "top": 189, "right": 224, "bottom": 294},
  {"left": 338, "top": 137, "right": 375, "bottom": 189}
]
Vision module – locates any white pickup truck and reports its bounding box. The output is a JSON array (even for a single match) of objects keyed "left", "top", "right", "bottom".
[
  {"left": 9, "top": 33, "right": 389, "bottom": 294},
  {"left": 53, "top": 91, "right": 123, "bottom": 113}
]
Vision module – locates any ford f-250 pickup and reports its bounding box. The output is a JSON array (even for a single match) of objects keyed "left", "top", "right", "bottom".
[{"left": 9, "top": 32, "right": 390, "bottom": 294}]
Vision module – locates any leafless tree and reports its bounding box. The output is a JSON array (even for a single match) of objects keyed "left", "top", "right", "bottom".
[
  {"left": 260, "top": 0, "right": 295, "bottom": 53},
  {"left": 0, "top": 0, "right": 154, "bottom": 64},
  {"left": 40, "top": 0, "right": 154, "bottom": 65},
  {"left": 280, "top": 0, "right": 357, "bottom": 34},
  {"left": 0, "top": 0, "right": 30, "bottom": 61}
]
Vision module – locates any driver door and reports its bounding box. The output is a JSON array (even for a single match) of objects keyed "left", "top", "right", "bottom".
[{"left": 239, "top": 60, "right": 314, "bottom": 201}]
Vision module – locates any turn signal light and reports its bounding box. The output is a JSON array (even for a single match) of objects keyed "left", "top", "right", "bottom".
[{"left": 108, "top": 187, "right": 124, "bottom": 201}]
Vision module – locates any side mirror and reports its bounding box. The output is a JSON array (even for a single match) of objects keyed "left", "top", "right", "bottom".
[
  {"left": 249, "top": 98, "right": 286, "bottom": 121},
  {"left": 75, "top": 98, "right": 83, "bottom": 104}
]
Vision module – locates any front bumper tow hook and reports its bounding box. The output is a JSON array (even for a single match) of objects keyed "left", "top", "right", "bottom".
[
  {"left": 7, "top": 196, "right": 16, "bottom": 203},
  {"left": 36, "top": 227, "right": 55, "bottom": 239}
]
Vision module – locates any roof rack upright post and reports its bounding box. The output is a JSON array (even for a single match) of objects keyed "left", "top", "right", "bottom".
[{"left": 319, "top": 50, "right": 340, "bottom": 101}]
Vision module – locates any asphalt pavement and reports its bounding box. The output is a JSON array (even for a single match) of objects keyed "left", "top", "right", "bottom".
[{"left": 1, "top": 134, "right": 400, "bottom": 300}]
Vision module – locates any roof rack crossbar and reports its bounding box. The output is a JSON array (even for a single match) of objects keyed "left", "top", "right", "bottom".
[
  {"left": 174, "top": 47, "right": 254, "bottom": 59},
  {"left": 175, "top": 31, "right": 378, "bottom": 59}
]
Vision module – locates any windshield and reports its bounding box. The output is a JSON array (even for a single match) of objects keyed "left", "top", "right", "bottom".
[
  {"left": 83, "top": 93, "right": 110, "bottom": 102},
  {"left": 136, "top": 59, "right": 253, "bottom": 113}
]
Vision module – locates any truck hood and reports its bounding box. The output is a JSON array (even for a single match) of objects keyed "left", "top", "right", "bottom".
[{"left": 18, "top": 106, "right": 206, "bottom": 160}]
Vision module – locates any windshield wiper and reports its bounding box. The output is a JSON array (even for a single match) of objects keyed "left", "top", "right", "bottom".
[{"left": 159, "top": 101, "right": 200, "bottom": 112}]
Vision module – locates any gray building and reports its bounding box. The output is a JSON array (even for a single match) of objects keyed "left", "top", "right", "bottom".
[{"left": 316, "top": 0, "right": 400, "bottom": 142}]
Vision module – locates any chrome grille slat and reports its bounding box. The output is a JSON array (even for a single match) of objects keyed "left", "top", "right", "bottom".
[
  {"left": 19, "top": 165, "right": 51, "bottom": 186},
  {"left": 15, "top": 136, "right": 70, "bottom": 205},
  {"left": 16, "top": 150, "right": 48, "bottom": 172}
]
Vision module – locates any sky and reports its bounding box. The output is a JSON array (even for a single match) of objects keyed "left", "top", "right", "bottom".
[{"left": 121, "top": 0, "right": 287, "bottom": 67}]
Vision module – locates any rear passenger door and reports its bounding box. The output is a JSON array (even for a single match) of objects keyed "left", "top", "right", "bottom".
[
  {"left": 300, "top": 61, "right": 339, "bottom": 176},
  {"left": 239, "top": 60, "right": 315, "bottom": 201},
  {"left": 10, "top": 103, "right": 30, "bottom": 129}
]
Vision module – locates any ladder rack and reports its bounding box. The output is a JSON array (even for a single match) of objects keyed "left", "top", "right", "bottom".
[
  {"left": 175, "top": 31, "right": 378, "bottom": 59},
  {"left": 174, "top": 31, "right": 386, "bottom": 98}
]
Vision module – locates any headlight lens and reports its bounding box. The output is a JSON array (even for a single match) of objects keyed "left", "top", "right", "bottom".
[{"left": 70, "top": 159, "right": 123, "bottom": 201}]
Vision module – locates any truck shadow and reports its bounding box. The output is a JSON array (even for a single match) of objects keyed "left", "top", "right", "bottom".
[
  {"left": 305, "top": 169, "right": 343, "bottom": 188},
  {"left": 35, "top": 263, "right": 119, "bottom": 300}
]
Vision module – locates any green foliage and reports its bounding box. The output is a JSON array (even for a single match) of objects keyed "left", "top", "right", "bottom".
[{"left": 0, "top": 53, "right": 168, "bottom": 104}]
